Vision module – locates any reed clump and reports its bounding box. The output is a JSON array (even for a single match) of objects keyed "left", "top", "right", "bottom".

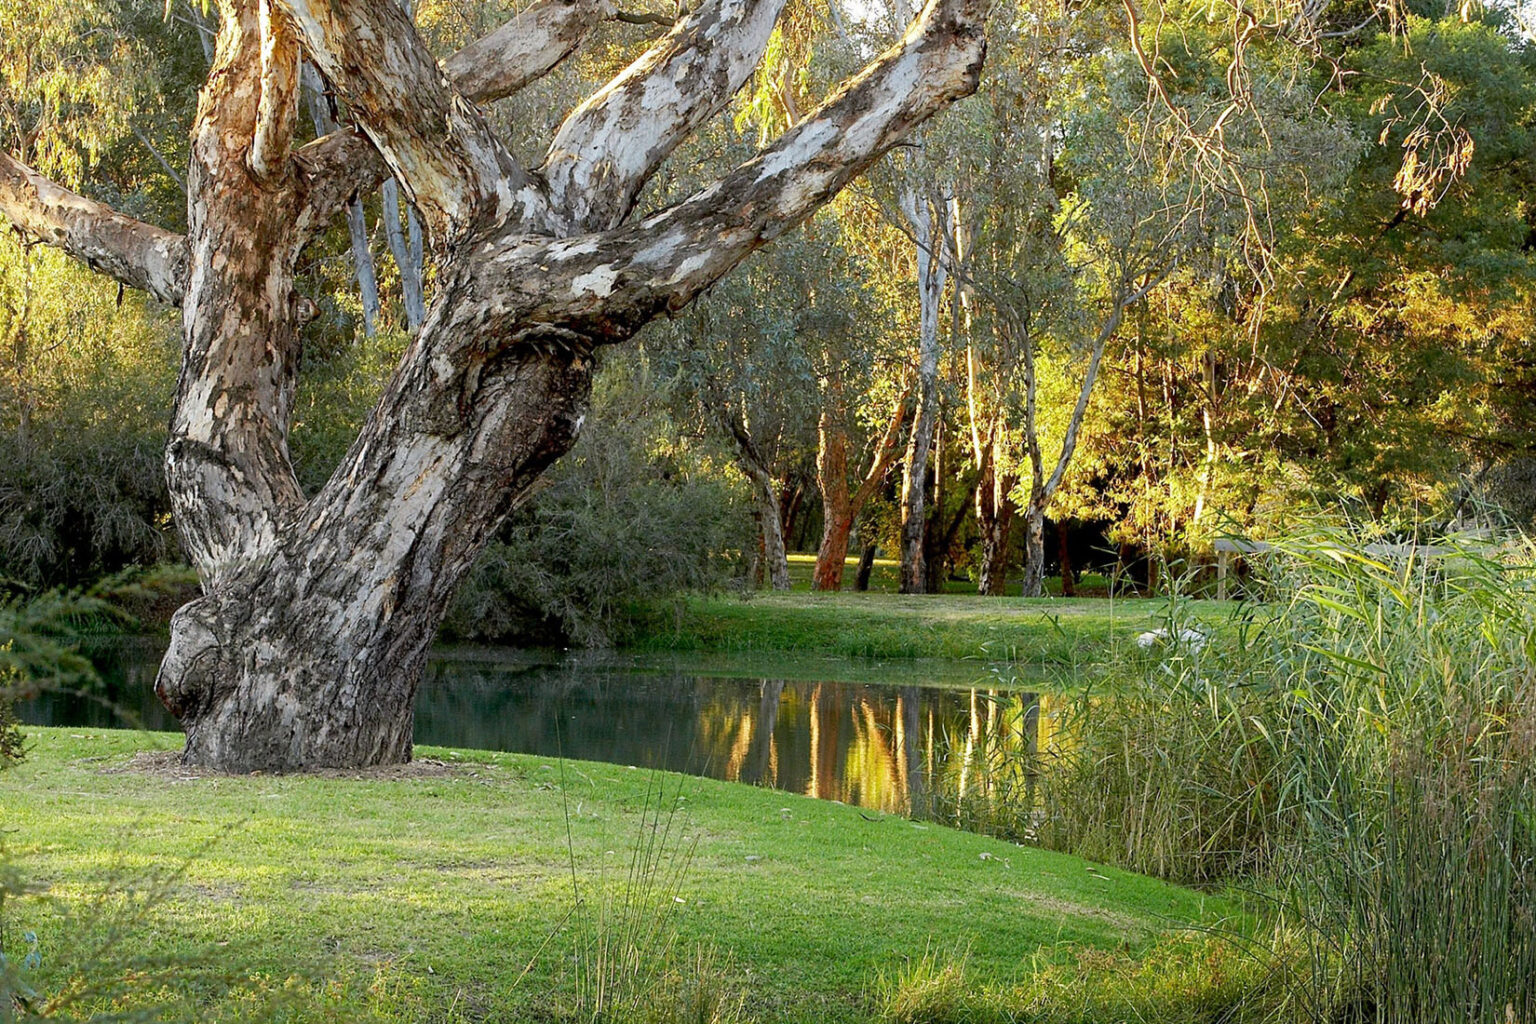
[{"left": 972, "top": 526, "right": 1536, "bottom": 1022}]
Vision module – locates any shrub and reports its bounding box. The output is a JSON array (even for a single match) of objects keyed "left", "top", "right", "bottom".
[{"left": 445, "top": 362, "right": 750, "bottom": 647}]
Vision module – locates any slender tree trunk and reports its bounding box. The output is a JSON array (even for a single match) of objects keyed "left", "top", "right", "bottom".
[
  {"left": 381, "top": 178, "right": 426, "bottom": 331},
  {"left": 1019, "top": 500, "right": 1046, "bottom": 598},
  {"left": 854, "top": 542, "right": 877, "bottom": 591},
  {"left": 922, "top": 416, "right": 947, "bottom": 594},
  {"left": 898, "top": 186, "right": 947, "bottom": 594},
  {"left": 380, "top": 0, "right": 427, "bottom": 333},
  {"left": 302, "top": 64, "right": 381, "bottom": 337},
  {"left": 1192, "top": 349, "right": 1217, "bottom": 528},
  {"left": 974, "top": 433, "right": 1016, "bottom": 597},
  {"left": 977, "top": 500, "right": 1013, "bottom": 595}
]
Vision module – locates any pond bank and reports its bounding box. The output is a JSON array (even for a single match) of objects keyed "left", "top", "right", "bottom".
[
  {"left": 3, "top": 728, "right": 1241, "bottom": 1024},
  {"left": 618, "top": 591, "right": 1223, "bottom": 662}
]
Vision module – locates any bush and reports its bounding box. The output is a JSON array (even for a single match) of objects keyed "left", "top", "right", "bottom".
[
  {"left": 0, "top": 241, "right": 179, "bottom": 589},
  {"left": 445, "top": 361, "right": 750, "bottom": 647}
]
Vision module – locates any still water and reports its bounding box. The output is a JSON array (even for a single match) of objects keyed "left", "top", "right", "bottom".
[{"left": 20, "top": 642, "right": 1066, "bottom": 816}]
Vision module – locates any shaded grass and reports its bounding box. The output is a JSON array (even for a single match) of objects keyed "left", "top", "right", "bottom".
[
  {"left": 778, "top": 556, "right": 1110, "bottom": 597},
  {"left": 1, "top": 728, "right": 1234, "bottom": 1023},
  {"left": 618, "top": 591, "right": 1219, "bottom": 663}
]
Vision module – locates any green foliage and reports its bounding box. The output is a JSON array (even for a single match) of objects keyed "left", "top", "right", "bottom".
[{"left": 0, "top": 239, "right": 179, "bottom": 588}]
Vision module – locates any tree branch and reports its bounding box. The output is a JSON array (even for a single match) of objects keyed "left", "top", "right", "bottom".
[
  {"left": 291, "top": 0, "right": 609, "bottom": 242},
  {"left": 542, "top": 0, "right": 790, "bottom": 231},
  {"left": 851, "top": 385, "right": 912, "bottom": 512},
  {"left": 482, "top": 0, "right": 984, "bottom": 333},
  {"left": 445, "top": 0, "right": 615, "bottom": 105},
  {"left": 0, "top": 150, "right": 187, "bottom": 306},
  {"left": 275, "top": 0, "right": 532, "bottom": 238}
]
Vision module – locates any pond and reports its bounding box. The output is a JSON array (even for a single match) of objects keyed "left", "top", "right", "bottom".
[{"left": 19, "top": 641, "right": 1069, "bottom": 818}]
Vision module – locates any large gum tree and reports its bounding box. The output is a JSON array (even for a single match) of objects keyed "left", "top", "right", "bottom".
[{"left": 0, "top": 0, "right": 986, "bottom": 771}]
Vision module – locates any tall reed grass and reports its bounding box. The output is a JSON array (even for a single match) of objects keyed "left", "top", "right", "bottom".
[{"left": 954, "top": 526, "right": 1536, "bottom": 1022}]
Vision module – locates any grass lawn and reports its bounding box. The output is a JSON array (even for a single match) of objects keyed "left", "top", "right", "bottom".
[
  {"left": 778, "top": 555, "right": 1112, "bottom": 596},
  {"left": 2, "top": 728, "right": 1237, "bottom": 1023},
  {"left": 622, "top": 582, "right": 1225, "bottom": 663}
]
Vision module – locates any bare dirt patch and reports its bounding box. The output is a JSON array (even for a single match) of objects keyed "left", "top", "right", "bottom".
[{"left": 101, "top": 750, "right": 467, "bottom": 781}]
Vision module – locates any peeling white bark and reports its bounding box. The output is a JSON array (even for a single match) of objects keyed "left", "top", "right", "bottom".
[
  {"left": 0, "top": 151, "right": 187, "bottom": 305},
  {"left": 898, "top": 186, "right": 949, "bottom": 594},
  {"left": 543, "top": 0, "right": 788, "bottom": 230}
]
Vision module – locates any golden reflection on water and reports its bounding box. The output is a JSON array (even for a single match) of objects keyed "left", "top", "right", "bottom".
[{"left": 699, "top": 680, "right": 1058, "bottom": 817}]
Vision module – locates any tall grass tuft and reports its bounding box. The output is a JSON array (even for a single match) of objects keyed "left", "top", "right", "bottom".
[{"left": 558, "top": 771, "right": 742, "bottom": 1024}]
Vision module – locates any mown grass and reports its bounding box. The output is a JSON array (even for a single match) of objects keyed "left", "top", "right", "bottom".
[
  {"left": 0, "top": 728, "right": 1237, "bottom": 1023},
  {"left": 619, "top": 588, "right": 1218, "bottom": 663},
  {"left": 776, "top": 555, "right": 1111, "bottom": 597}
]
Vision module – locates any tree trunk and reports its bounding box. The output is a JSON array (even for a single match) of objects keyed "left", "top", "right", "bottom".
[
  {"left": 160, "top": 263, "right": 594, "bottom": 770},
  {"left": 812, "top": 405, "right": 852, "bottom": 591},
  {"left": 381, "top": 177, "right": 426, "bottom": 331},
  {"left": 813, "top": 511, "right": 854, "bottom": 591},
  {"left": 723, "top": 403, "right": 791, "bottom": 592},
  {"left": 922, "top": 416, "right": 947, "bottom": 594},
  {"left": 812, "top": 379, "right": 908, "bottom": 591},
  {"left": 1020, "top": 500, "right": 1046, "bottom": 598},
  {"left": 303, "top": 64, "right": 381, "bottom": 337},
  {"left": 974, "top": 432, "right": 1015, "bottom": 597},
  {"left": 977, "top": 502, "right": 1013, "bottom": 596},
  {"left": 854, "top": 542, "right": 877, "bottom": 591},
  {"left": 898, "top": 187, "right": 948, "bottom": 594},
  {"left": 755, "top": 490, "right": 793, "bottom": 591}
]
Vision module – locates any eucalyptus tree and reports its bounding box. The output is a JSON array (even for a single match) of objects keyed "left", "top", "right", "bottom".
[
  {"left": 804, "top": 215, "right": 911, "bottom": 592},
  {"left": 0, "top": 0, "right": 987, "bottom": 769},
  {"left": 659, "top": 224, "right": 824, "bottom": 592},
  {"left": 894, "top": 183, "right": 953, "bottom": 593}
]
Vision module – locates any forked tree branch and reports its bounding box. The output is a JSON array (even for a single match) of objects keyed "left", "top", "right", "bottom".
[
  {"left": 542, "top": 0, "right": 789, "bottom": 231},
  {"left": 293, "top": 0, "right": 611, "bottom": 240},
  {"left": 0, "top": 150, "right": 188, "bottom": 305},
  {"left": 275, "top": 0, "right": 533, "bottom": 237},
  {"left": 481, "top": 0, "right": 985, "bottom": 334}
]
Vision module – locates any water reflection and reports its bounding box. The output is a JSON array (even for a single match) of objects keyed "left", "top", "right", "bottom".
[{"left": 20, "top": 645, "right": 1063, "bottom": 818}]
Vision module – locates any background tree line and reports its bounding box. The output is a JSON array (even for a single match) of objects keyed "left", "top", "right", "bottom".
[{"left": 2, "top": 0, "right": 1534, "bottom": 641}]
